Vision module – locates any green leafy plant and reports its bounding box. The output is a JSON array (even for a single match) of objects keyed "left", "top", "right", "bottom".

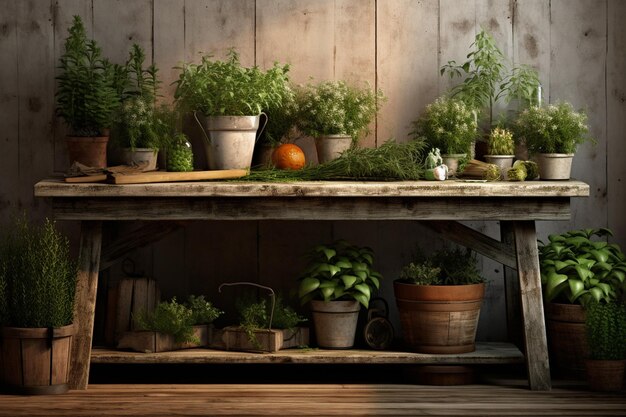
[
  {"left": 441, "top": 29, "right": 541, "bottom": 127},
  {"left": 260, "top": 83, "right": 299, "bottom": 147},
  {"left": 298, "top": 240, "right": 382, "bottom": 308},
  {"left": 585, "top": 302, "right": 626, "bottom": 360},
  {"left": 513, "top": 102, "right": 594, "bottom": 154},
  {"left": 399, "top": 261, "right": 441, "bottom": 285},
  {"left": 410, "top": 97, "right": 477, "bottom": 155},
  {"left": 0, "top": 217, "right": 76, "bottom": 328},
  {"left": 506, "top": 160, "right": 539, "bottom": 181},
  {"left": 112, "top": 45, "right": 162, "bottom": 150},
  {"left": 539, "top": 228, "right": 626, "bottom": 306},
  {"left": 432, "top": 247, "right": 484, "bottom": 285},
  {"left": 186, "top": 295, "right": 223, "bottom": 325},
  {"left": 56, "top": 15, "right": 120, "bottom": 136},
  {"left": 296, "top": 80, "right": 384, "bottom": 141},
  {"left": 487, "top": 127, "right": 514, "bottom": 155},
  {"left": 174, "top": 49, "right": 290, "bottom": 116},
  {"left": 135, "top": 295, "right": 222, "bottom": 344}
]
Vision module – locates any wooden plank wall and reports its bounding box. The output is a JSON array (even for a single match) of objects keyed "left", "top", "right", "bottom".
[{"left": 1, "top": 0, "right": 624, "bottom": 342}]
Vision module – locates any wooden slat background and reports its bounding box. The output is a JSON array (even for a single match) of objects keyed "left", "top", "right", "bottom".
[{"left": 1, "top": 0, "right": 624, "bottom": 343}]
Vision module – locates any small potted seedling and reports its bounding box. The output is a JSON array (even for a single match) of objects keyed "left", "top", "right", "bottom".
[{"left": 484, "top": 127, "right": 515, "bottom": 178}]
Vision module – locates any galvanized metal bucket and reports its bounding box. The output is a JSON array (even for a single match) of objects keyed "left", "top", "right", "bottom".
[{"left": 195, "top": 113, "right": 267, "bottom": 170}]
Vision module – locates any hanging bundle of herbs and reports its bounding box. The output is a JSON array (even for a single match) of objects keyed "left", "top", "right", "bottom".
[{"left": 244, "top": 138, "right": 428, "bottom": 182}]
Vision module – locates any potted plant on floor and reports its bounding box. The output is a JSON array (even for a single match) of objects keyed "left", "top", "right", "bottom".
[
  {"left": 539, "top": 228, "right": 626, "bottom": 375},
  {"left": 296, "top": 80, "right": 383, "bottom": 163},
  {"left": 112, "top": 44, "right": 162, "bottom": 171},
  {"left": 0, "top": 217, "right": 77, "bottom": 394},
  {"left": 173, "top": 49, "right": 290, "bottom": 170},
  {"left": 514, "top": 102, "right": 594, "bottom": 180},
  {"left": 584, "top": 301, "right": 626, "bottom": 391},
  {"left": 484, "top": 127, "right": 515, "bottom": 178},
  {"left": 410, "top": 97, "right": 478, "bottom": 176},
  {"left": 56, "top": 15, "right": 121, "bottom": 168},
  {"left": 298, "top": 240, "right": 382, "bottom": 348},
  {"left": 393, "top": 247, "right": 485, "bottom": 353}
]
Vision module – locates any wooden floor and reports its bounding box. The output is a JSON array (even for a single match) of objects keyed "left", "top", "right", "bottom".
[{"left": 0, "top": 382, "right": 625, "bottom": 416}]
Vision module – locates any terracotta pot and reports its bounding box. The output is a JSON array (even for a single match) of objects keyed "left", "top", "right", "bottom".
[
  {"left": 310, "top": 300, "right": 360, "bottom": 349},
  {"left": 585, "top": 359, "right": 626, "bottom": 392},
  {"left": 314, "top": 135, "right": 352, "bottom": 164},
  {"left": 66, "top": 136, "right": 109, "bottom": 168},
  {"left": 393, "top": 281, "right": 485, "bottom": 353},
  {"left": 545, "top": 302, "right": 589, "bottom": 376},
  {"left": 1, "top": 324, "right": 75, "bottom": 395}
]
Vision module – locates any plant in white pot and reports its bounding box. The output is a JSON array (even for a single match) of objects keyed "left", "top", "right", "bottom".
[
  {"left": 111, "top": 44, "right": 162, "bottom": 171},
  {"left": 393, "top": 247, "right": 485, "bottom": 354},
  {"left": 484, "top": 127, "right": 515, "bottom": 177},
  {"left": 0, "top": 217, "right": 77, "bottom": 394},
  {"left": 298, "top": 240, "right": 382, "bottom": 349},
  {"left": 513, "top": 102, "right": 594, "bottom": 180},
  {"left": 174, "top": 50, "right": 290, "bottom": 170},
  {"left": 56, "top": 15, "right": 121, "bottom": 168},
  {"left": 296, "top": 80, "right": 383, "bottom": 163},
  {"left": 410, "top": 97, "right": 477, "bottom": 176}
]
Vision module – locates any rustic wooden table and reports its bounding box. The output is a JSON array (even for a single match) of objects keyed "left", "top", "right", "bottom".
[{"left": 34, "top": 179, "right": 590, "bottom": 391}]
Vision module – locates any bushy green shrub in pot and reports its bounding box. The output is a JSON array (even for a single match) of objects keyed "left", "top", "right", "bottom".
[
  {"left": 393, "top": 247, "right": 485, "bottom": 354},
  {"left": 174, "top": 50, "right": 290, "bottom": 170},
  {"left": 0, "top": 217, "right": 77, "bottom": 394},
  {"left": 298, "top": 240, "right": 382, "bottom": 348}
]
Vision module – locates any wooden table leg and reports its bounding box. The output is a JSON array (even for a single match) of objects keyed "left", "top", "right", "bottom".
[
  {"left": 69, "top": 221, "right": 102, "bottom": 390},
  {"left": 500, "top": 221, "right": 523, "bottom": 350},
  {"left": 512, "top": 221, "right": 551, "bottom": 391}
]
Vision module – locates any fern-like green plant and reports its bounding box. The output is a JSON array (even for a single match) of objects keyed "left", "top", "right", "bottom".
[
  {"left": 585, "top": 302, "right": 626, "bottom": 360},
  {"left": 432, "top": 247, "right": 484, "bottom": 285},
  {"left": 487, "top": 127, "right": 515, "bottom": 155},
  {"left": 186, "top": 295, "right": 222, "bottom": 325},
  {"left": 56, "top": 15, "right": 120, "bottom": 136},
  {"left": 134, "top": 297, "right": 197, "bottom": 344},
  {"left": 0, "top": 216, "right": 76, "bottom": 328},
  {"left": 399, "top": 261, "right": 441, "bottom": 285}
]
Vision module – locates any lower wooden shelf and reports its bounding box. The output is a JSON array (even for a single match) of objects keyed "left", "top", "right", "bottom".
[{"left": 91, "top": 342, "right": 524, "bottom": 365}]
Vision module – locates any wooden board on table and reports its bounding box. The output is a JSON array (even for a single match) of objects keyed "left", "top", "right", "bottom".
[
  {"left": 65, "top": 174, "right": 108, "bottom": 183},
  {"left": 111, "top": 170, "right": 248, "bottom": 184}
]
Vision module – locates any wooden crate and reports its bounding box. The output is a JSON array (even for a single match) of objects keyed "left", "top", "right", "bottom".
[
  {"left": 221, "top": 326, "right": 309, "bottom": 353},
  {"left": 113, "top": 277, "right": 161, "bottom": 343},
  {"left": 117, "top": 325, "right": 211, "bottom": 353}
]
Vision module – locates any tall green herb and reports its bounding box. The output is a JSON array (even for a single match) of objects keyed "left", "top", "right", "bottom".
[{"left": 0, "top": 217, "right": 76, "bottom": 328}]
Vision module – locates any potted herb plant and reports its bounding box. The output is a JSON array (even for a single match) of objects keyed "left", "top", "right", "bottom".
[
  {"left": 410, "top": 97, "right": 478, "bottom": 176},
  {"left": 584, "top": 301, "right": 626, "bottom": 391},
  {"left": 514, "top": 102, "right": 594, "bottom": 180},
  {"left": 119, "top": 295, "right": 222, "bottom": 353},
  {"left": 56, "top": 15, "right": 121, "bottom": 168},
  {"left": 296, "top": 80, "right": 383, "bottom": 163},
  {"left": 539, "top": 228, "right": 626, "bottom": 375},
  {"left": 0, "top": 217, "right": 77, "bottom": 394},
  {"left": 173, "top": 50, "right": 290, "bottom": 170},
  {"left": 298, "top": 240, "right": 382, "bottom": 349},
  {"left": 484, "top": 127, "right": 515, "bottom": 177},
  {"left": 393, "top": 247, "right": 485, "bottom": 353},
  {"left": 112, "top": 44, "right": 161, "bottom": 171}
]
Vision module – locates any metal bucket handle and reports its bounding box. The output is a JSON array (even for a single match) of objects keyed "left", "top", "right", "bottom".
[
  {"left": 192, "top": 112, "right": 268, "bottom": 145},
  {"left": 218, "top": 281, "right": 275, "bottom": 331}
]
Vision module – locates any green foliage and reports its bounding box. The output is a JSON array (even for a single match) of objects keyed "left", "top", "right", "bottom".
[
  {"left": 56, "top": 15, "right": 120, "bottom": 136},
  {"left": 399, "top": 261, "right": 441, "bottom": 285},
  {"left": 410, "top": 97, "right": 477, "bottom": 155},
  {"left": 513, "top": 102, "right": 594, "bottom": 154},
  {"left": 174, "top": 49, "right": 291, "bottom": 116},
  {"left": 0, "top": 217, "right": 76, "bottom": 328},
  {"left": 506, "top": 160, "right": 539, "bottom": 181},
  {"left": 298, "top": 240, "right": 382, "bottom": 308},
  {"left": 186, "top": 295, "right": 223, "bottom": 325},
  {"left": 235, "top": 295, "right": 306, "bottom": 349},
  {"left": 487, "top": 127, "right": 514, "bottom": 155},
  {"left": 441, "top": 29, "right": 541, "bottom": 126},
  {"left": 585, "top": 302, "right": 626, "bottom": 360},
  {"left": 112, "top": 45, "right": 163, "bottom": 150},
  {"left": 135, "top": 295, "right": 222, "bottom": 343},
  {"left": 244, "top": 138, "right": 427, "bottom": 181},
  {"left": 432, "top": 247, "right": 484, "bottom": 285},
  {"left": 296, "top": 80, "right": 384, "bottom": 141},
  {"left": 261, "top": 83, "right": 299, "bottom": 146},
  {"left": 539, "top": 229, "right": 626, "bottom": 306}
]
